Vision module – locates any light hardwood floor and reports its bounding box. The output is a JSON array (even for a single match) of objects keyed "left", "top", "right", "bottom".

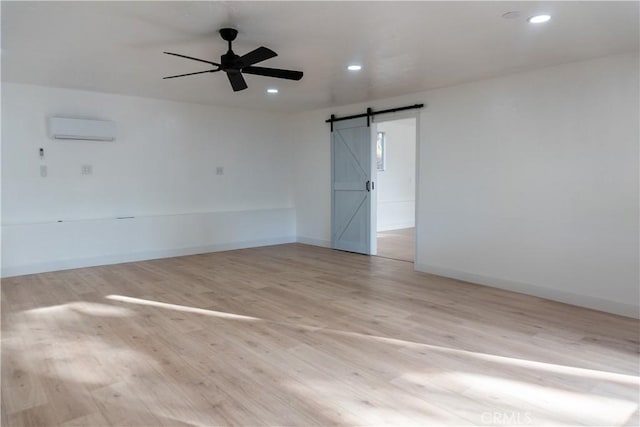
[
  {"left": 377, "top": 227, "right": 415, "bottom": 262},
  {"left": 2, "top": 243, "right": 638, "bottom": 426}
]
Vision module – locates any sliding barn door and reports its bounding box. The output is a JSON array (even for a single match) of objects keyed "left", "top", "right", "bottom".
[{"left": 331, "top": 117, "right": 373, "bottom": 254}]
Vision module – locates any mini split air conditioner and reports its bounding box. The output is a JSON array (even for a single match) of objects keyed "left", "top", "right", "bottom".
[{"left": 48, "top": 117, "right": 116, "bottom": 141}]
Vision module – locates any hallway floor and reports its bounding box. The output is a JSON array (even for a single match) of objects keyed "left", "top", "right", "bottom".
[{"left": 376, "top": 227, "right": 415, "bottom": 262}]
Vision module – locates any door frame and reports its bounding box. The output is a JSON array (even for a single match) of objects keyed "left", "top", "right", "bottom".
[{"left": 371, "top": 111, "right": 421, "bottom": 263}]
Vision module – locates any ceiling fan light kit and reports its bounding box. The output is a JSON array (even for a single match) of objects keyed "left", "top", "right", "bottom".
[{"left": 163, "top": 28, "right": 303, "bottom": 92}]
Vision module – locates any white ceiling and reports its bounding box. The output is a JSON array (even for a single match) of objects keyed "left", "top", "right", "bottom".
[{"left": 2, "top": 1, "right": 638, "bottom": 112}]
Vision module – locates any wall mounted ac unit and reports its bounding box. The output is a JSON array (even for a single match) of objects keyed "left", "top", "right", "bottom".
[{"left": 48, "top": 117, "right": 116, "bottom": 141}]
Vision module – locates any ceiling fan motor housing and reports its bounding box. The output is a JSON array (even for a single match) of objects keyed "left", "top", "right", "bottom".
[{"left": 221, "top": 53, "right": 242, "bottom": 71}]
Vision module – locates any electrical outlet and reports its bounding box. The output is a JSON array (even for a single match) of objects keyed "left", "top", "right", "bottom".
[
  {"left": 40, "top": 165, "right": 47, "bottom": 177},
  {"left": 81, "top": 165, "right": 93, "bottom": 175},
  {"left": 216, "top": 166, "right": 224, "bottom": 175}
]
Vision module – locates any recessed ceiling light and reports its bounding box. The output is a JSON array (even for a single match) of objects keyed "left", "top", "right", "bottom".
[
  {"left": 347, "top": 64, "right": 362, "bottom": 71},
  {"left": 267, "top": 88, "right": 278, "bottom": 94},
  {"left": 528, "top": 14, "right": 551, "bottom": 24}
]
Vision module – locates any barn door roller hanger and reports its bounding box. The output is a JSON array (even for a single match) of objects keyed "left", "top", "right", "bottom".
[{"left": 326, "top": 103, "right": 424, "bottom": 131}]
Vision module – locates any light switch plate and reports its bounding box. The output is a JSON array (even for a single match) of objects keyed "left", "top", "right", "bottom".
[{"left": 216, "top": 166, "right": 224, "bottom": 175}]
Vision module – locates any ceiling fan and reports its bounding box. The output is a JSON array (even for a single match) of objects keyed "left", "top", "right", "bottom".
[{"left": 163, "top": 28, "right": 303, "bottom": 92}]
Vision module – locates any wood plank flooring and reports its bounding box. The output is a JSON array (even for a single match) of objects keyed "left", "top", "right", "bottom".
[
  {"left": 377, "top": 227, "right": 415, "bottom": 262},
  {"left": 2, "top": 243, "right": 639, "bottom": 426}
]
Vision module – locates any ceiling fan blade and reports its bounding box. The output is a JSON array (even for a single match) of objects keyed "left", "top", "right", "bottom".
[
  {"left": 238, "top": 47, "right": 277, "bottom": 67},
  {"left": 164, "top": 52, "right": 220, "bottom": 66},
  {"left": 227, "top": 72, "right": 248, "bottom": 92},
  {"left": 163, "top": 69, "right": 219, "bottom": 79},
  {"left": 242, "top": 66, "right": 303, "bottom": 81}
]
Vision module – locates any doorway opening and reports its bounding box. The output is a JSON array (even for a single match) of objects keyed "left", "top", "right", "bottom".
[{"left": 374, "top": 117, "right": 417, "bottom": 263}]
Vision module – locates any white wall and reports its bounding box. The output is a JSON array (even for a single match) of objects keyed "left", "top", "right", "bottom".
[
  {"left": 291, "top": 53, "right": 639, "bottom": 318},
  {"left": 3, "top": 54, "right": 638, "bottom": 318},
  {"left": 376, "top": 118, "right": 416, "bottom": 232},
  {"left": 1, "top": 83, "right": 295, "bottom": 276}
]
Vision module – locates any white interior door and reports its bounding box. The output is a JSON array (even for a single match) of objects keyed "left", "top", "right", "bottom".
[{"left": 331, "top": 117, "right": 374, "bottom": 254}]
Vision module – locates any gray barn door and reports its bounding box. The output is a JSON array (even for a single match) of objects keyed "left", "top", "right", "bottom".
[{"left": 331, "top": 117, "right": 372, "bottom": 254}]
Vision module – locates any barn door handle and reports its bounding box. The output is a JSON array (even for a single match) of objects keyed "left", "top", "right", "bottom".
[{"left": 366, "top": 180, "right": 371, "bottom": 192}]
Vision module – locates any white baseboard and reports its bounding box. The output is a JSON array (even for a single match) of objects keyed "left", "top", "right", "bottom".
[
  {"left": 415, "top": 263, "right": 639, "bottom": 319},
  {"left": 297, "top": 236, "right": 332, "bottom": 248},
  {"left": 377, "top": 222, "right": 415, "bottom": 232},
  {"left": 2, "top": 236, "right": 295, "bottom": 278}
]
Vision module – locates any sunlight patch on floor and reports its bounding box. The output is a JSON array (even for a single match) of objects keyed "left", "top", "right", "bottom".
[
  {"left": 5, "top": 319, "right": 159, "bottom": 386},
  {"left": 101, "top": 292, "right": 639, "bottom": 424},
  {"left": 327, "top": 328, "right": 639, "bottom": 385},
  {"left": 23, "top": 301, "right": 135, "bottom": 317},
  {"left": 106, "top": 295, "right": 260, "bottom": 320},
  {"left": 284, "top": 378, "right": 457, "bottom": 426},
  {"left": 453, "top": 372, "right": 638, "bottom": 425},
  {"left": 104, "top": 294, "right": 638, "bottom": 387}
]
